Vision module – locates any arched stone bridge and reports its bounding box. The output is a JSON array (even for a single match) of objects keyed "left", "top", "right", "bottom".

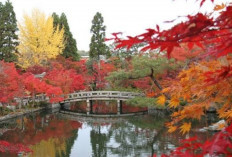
[
  {"left": 15, "top": 91, "right": 145, "bottom": 116},
  {"left": 61, "top": 91, "right": 144, "bottom": 102},
  {"left": 60, "top": 91, "right": 145, "bottom": 116}
]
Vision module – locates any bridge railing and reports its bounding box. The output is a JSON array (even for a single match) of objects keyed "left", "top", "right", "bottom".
[
  {"left": 14, "top": 91, "right": 144, "bottom": 105},
  {"left": 66, "top": 91, "right": 144, "bottom": 100},
  {"left": 14, "top": 94, "right": 49, "bottom": 105}
]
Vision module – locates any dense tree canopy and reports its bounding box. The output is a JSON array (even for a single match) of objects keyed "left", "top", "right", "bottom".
[
  {"left": 0, "top": 61, "right": 22, "bottom": 103},
  {"left": 0, "top": 0, "right": 18, "bottom": 62},
  {"left": 17, "top": 9, "right": 64, "bottom": 69},
  {"left": 89, "top": 12, "right": 110, "bottom": 60},
  {"left": 52, "top": 12, "right": 80, "bottom": 61},
  {"left": 86, "top": 59, "right": 115, "bottom": 90},
  {"left": 44, "top": 61, "right": 85, "bottom": 94},
  {"left": 107, "top": 54, "right": 181, "bottom": 108}
]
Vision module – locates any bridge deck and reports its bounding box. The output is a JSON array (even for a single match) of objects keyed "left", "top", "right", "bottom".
[
  {"left": 61, "top": 91, "right": 144, "bottom": 103},
  {"left": 14, "top": 91, "right": 145, "bottom": 116}
]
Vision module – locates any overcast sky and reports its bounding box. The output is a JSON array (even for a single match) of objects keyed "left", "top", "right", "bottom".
[{"left": 0, "top": 0, "right": 229, "bottom": 51}]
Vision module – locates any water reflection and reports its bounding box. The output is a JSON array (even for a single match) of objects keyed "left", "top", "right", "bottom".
[
  {"left": 65, "top": 112, "right": 214, "bottom": 157},
  {"left": 0, "top": 110, "right": 216, "bottom": 157},
  {"left": 0, "top": 112, "right": 82, "bottom": 157}
]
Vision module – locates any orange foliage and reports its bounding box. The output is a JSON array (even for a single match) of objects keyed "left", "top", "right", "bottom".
[
  {"left": 214, "top": 3, "right": 226, "bottom": 11},
  {"left": 146, "top": 91, "right": 156, "bottom": 97},
  {"left": 163, "top": 55, "right": 232, "bottom": 133},
  {"left": 179, "top": 122, "right": 191, "bottom": 135},
  {"left": 157, "top": 95, "right": 166, "bottom": 106}
]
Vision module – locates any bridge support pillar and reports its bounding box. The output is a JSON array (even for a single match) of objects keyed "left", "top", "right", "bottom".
[
  {"left": 90, "top": 100, "right": 93, "bottom": 114},
  {"left": 117, "top": 100, "right": 122, "bottom": 115},
  {"left": 86, "top": 99, "right": 93, "bottom": 115},
  {"left": 87, "top": 99, "right": 90, "bottom": 115}
]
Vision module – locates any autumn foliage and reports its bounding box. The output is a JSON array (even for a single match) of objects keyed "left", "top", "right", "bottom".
[
  {"left": 106, "top": 1, "right": 232, "bottom": 134},
  {"left": 0, "top": 61, "right": 23, "bottom": 104},
  {"left": 161, "top": 56, "right": 232, "bottom": 133},
  {"left": 91, "top": 60, "right": 116, "bottom": 89},
  {"left": 0, "top": 140, "right": 32, "bottom": 154},
  {"left": 44, "top": 61, "right": 85, "bottom": 94},
  {"left": 0, "top": 115, "right": 82, "bottom": 156},
  {"left": 0, "top": 61, "right": 86, "bottom": 104},
  {"left": 108, "top": 2, "right": 232, "bottom": 59},
  {"left": 17, "top": 9, "right": 64, "bottom": 69},
  {"left": 155, "top": 123, "right": 232, "bottom": 157},
  {"left": 106, "top": 1, "right": 232, "bottom": 156},
  {"left": 1, "top": 1, "right": 232, "bottom": 156}
]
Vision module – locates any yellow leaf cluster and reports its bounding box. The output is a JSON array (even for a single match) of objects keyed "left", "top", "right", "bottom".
[
  {"left": 157, "top": 95, "right": 166, "bottom": 106},
  {"left": 169, "top": 97, "right": 180, "bottom": 108},
  {"left": 217, "top": 102, "right": 231, "bottom": 119},
  {"left": 161, "top": 87, "right": 169, "bottom": 93},
  {"left": 180, "top": 122, "right": 191, "bottom": 134},
  {"left": 168, "top": 125, "right": 177, "bottom": 133},
  {"left": 17, "top": 9, "right": 64, "bottom": 69},
  {"left": 180, "top": 104, "right": 204, "bottom": 120}
]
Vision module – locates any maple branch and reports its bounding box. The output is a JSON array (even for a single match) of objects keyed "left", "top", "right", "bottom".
[
  {"left": 150, "top": 69, "right": 162, "bottom": 90},
  {"left": 148, "top": 28, "right": 232, "bottom": 45},
  {"left": 150, "top": 68, "right": 170, "bottom": 99}
]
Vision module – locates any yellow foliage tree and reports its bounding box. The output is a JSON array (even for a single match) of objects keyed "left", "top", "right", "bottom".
[{"left": 17, "top": 9, "right": 64, "bottom": 69}]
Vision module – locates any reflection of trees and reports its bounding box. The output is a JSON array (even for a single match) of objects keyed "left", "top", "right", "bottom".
[
  {"left": 56, "top": 130, "right": 78, "bottom": 157},
  {"left": 105, "top": 115, "right": 169, "bottom": 156},
  {"left": 106, "top": 114, "right": 179, "bottom": 156},
  {"left": 108, "top": 122, "right": 156, "bottom": 156},
  {"left": 85, "top": 113, "right": 215, "bottom": 157},
  {"left": 0, "top": 113, "right": 82, "bottom": 157},
  {"left": 92, "top": 101, "right": 117, "bottom": 114},
  {"left": 29, "top": 120, "right": 81, "bottom": 157},
  {"left": 30, "top": 138, "right": 66, "bottom": 157},
  {"left": 83, "top": 115, "right": 167, "bottom": 156},
  {"left": 90, "top": 126, "right": 112, "bottom": 157},
  {"left": 0, "top": 111, "right": 216, "bottom": 157},
  {"left": 85, "top": 115, "right": 162, "bottom": 156},
  {"left": 122, "top": 112, "right": 178, "bottom": 156}
]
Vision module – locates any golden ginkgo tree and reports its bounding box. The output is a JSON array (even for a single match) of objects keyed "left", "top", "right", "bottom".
[{"left": 17, "top": 9, "right": 64, "bottom": 69}]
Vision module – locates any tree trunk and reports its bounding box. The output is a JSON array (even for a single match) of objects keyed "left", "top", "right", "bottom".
[{"left": 150, "top": 68, "right": 170, "bottom": 99}]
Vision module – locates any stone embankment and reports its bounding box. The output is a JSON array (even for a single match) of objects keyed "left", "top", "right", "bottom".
[
  {"left": 0, "top": 103, "right": 60, "bottom": 122},
  {"left": 0, "top": 108, "right": 45, "bottom": 122}
]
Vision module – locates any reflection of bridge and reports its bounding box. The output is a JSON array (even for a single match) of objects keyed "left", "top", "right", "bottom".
[{"left": 60, "top": 91, "right": 145, "bottom": 116}]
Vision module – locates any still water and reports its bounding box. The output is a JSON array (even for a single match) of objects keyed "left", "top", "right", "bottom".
[{"left": 0, "top": 102, "right": 216, "bottom": 157}]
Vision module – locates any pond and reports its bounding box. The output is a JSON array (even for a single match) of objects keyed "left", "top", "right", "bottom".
[{"left": 0, "top": 102, "right": 217, "bottom": 157}]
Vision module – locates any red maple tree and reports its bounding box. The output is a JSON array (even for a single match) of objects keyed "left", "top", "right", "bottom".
[
  {"left": 0, "top": 61, "right": 23, "bottom": 104},
  {"left": 44, "top": 62, "right": 85, "bottom": 94}
]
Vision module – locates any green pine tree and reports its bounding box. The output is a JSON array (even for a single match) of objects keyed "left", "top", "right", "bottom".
[
  {"left": 52, "top": 12, "right": 80, "bottom": 61},
  {"left": 0, "top": 0, "right": 18, "bottom": 62},
  {"left": 89, "top": 12, "right": 110, "bottom": 60}
]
